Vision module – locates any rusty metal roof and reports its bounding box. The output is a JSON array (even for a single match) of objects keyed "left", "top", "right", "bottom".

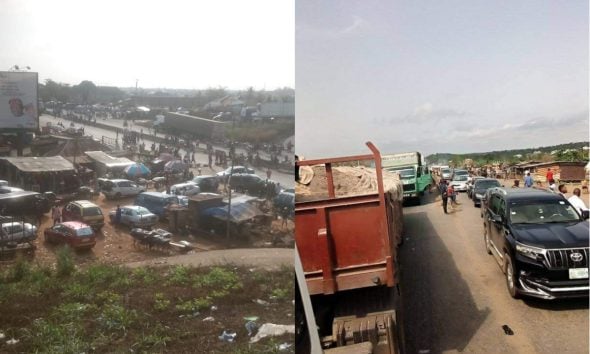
[{"left": 2, "top": 156, "right": 74, "bottom": 172}]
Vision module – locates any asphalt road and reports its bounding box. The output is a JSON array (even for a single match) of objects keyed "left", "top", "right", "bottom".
[
  {"left": 39, "top": 114, "right": 294, "bottom": 188},
  {"left": 400, "top": 191, "right": 589, "bottom": 354}
]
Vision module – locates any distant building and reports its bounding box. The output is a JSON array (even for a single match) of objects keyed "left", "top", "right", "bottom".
[
  {"left": 519, "top": 161, "right": 588, "bottom": 182},
  {"left": 259, "top": 101, "right": 294, "bottom": 118}
]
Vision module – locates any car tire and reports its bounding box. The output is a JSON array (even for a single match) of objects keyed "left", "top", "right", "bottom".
[
  {"left": 484, "top": 228, "right": 492, "bottom": 255},
  {"left": 504, "top": 253, "right": 520, "bottom": 299}
]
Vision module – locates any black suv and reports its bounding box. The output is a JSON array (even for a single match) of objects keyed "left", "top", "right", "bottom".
[{"left": 483, "top": 187, "right": 589, "bottom": 299}]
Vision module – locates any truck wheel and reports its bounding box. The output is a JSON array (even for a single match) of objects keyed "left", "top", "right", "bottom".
[
  {"left": 504, "top": 253, "right": 520, "bottom": 299},
  {"left": 484, "top": 228, "right": 492, "bottom": 255}
]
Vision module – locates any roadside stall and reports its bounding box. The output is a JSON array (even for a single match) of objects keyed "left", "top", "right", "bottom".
[
  {"left": 0, "top": 156, "right": 76, "bottom": 193},
  {"left": 85, "top": 151, "right": 136, "bottom": 178}
]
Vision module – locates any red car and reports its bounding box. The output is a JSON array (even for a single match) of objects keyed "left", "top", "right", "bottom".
[{"left": 44, "top": 221, "right": 96, "bottom": 250}]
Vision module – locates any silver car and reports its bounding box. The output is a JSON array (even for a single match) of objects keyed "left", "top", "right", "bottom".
[
  {"left": 1, "top": 222, "right": 38, "bottom": 245},
  {"left": 109, "top": 206, "right": 158, "bottom": 229}
]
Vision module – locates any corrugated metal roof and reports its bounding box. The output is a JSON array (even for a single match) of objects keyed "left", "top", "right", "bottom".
[
  {"left": 84, "top": 151, "right": 135, "bottom": 168},
  {"left": 2, "top": 156, "right": 74, "bottom": 172}
]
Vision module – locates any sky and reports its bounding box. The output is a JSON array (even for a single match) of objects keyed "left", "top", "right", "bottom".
[
  {"left": 296, "top": 1, "right": 589, "bottom": 158},
  {"left": 0, "top": 0, "right": 294, "bottom": 90}
]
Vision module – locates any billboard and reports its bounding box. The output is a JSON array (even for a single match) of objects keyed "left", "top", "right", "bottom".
[{"left": 0, "top": 71, "right": 38, "bottom": 130}]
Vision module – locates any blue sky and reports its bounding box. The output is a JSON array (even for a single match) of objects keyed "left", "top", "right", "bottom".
[
  {"left": 0, "top": 0, "right": 294, "bottom": 90},
  {"left": 296, "top": 1, "right": 588, "bottom": 157}
]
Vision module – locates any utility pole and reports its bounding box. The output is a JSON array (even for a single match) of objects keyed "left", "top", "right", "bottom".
[{"left": 226, "top": 117, "right": 236, "bottom": 242}]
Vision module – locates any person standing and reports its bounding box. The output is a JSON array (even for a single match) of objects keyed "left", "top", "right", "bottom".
[
  {"left": 439, "top": 179, "right": 449, "bottom": 214},
  {"left": 115, "top": 205, "right": 122, "bottom": 224},
  {"left": 524, "top": 172, "right": 533, "bottom": 188},
  {"left": 546, "top": 168, "right": 554, "bottom": 185},
  {"left": 558, "top": 184, "right": 567, "bottom": 197},
  {"left": 51, "top": 205, "right": 62, "bottom": 225},
  {"left": 447, "top": 184, "right": 458, "bottom": 208},
  {"left": 568, "top": 188, "right": 589, "bottom": 215},
  {"left": 266, "top": 168, "right": 272, "bottom": 181}
]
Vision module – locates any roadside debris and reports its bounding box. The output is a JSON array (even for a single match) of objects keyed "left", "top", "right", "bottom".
[
  {"left": 254, "top": 299, "right": 270, "bottom": 306},
  {"left": 502, "top": 325, "right": 514, "bottom": 335},
  {"left": 245, "top": 321, "right": 259, "bottom": 336},
  {"left": 278, "top": 342, "right": 292, "bottom": 351},
  {"left": 219, "top": 330, "right": 237, "bottom": 343},
  {"left": 202, "top": 316, "right": 215, "bottom": 322},
  {"left": 250, "top": 323, "right": 295, "bottom": 343},
  {"left": 6, "top": 338, "right": 19, "bottom": 345}
]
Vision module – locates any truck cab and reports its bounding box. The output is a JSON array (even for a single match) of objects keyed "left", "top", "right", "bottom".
[{"left": 382, "top": 152, "right": 431, "bottom": 202}]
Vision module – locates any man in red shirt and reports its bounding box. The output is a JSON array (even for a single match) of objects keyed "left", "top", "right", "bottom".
[{"left": 546, "top": 168, "right": 554, "bottom": 184}]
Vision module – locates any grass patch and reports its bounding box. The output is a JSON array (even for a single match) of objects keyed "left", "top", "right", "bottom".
[{"left": 0, "top": 262, "right": 294, "bottom": 353}]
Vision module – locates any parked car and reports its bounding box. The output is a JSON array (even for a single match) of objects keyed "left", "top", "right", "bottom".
[
  {"left": 108, "top": 205, "right": 158, "bottom": 229},
  {"left": 99, "top": 179, "right": 145, "bottom": 199},
  {"left": 228, "top": 173, "right": 266, "bottom": 195},
  {"left": 0, "top": 180, "right": 8, "bottom": 187},
  {"left": 191, "top": 175, "right": 220, "bottom": 193},
  {"left": 0, "top": 222, "right": 37, "bottom": 246},
  {"left": 273, "top": 190, "right": 294, "bottom": 219},
  {"left": 472, "top": 178, "right": 502, "bottom": 207},
  {"left": 62, "top": 200, "right": 105, "bottom": 231},
  {"left": 134, "top": 192, "right": 180, "bottom": 217},
  {"left": 170, "top": 182, "right": 200, "bottom": 196},
  {"left": 0, "top": 186, "right": 24, "bottom": 194},
  {"left": 441, "top": 168, "right": 452, "bottom": 180},
  {"left": 449, "top": 175, "right": 469, "bottom": 192},
  {"left": 482, "top": 187, "right": 589, "bottom": 299},
  {"left": 467, "top": 177, "right": 485, "bottom": 199},
  {"left": 216, "top": 166, "right": 255, "bottom": 182},
  {"left": 44, "top": 221, "right": 96, "bottom": 250}
]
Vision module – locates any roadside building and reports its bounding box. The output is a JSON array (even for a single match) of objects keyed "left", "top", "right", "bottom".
[
  {"left": 519, "top": 161, "right": 588, "bottom": 182},
  {"left": 84, "top": 151, "right": 135, "bottom": 178},
  {"left": 0, "top": 156, "right": 76, "bottom": 193}
]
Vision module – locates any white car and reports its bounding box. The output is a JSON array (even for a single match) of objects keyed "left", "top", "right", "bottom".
[
  {"left": 109, "top": 206, "right": 158, "bottom": 229},
  {"left": 1, "top": 222, "right": 38, "bottom": 245},
  {"left": 170, "top": 182, "right": 200, "bottom": 196},
  {"left": 450, "top": 175, "right": 469, "bottom": 192},
  {"left": 101, "top": 179, "right": 145, "bottom": 199}
]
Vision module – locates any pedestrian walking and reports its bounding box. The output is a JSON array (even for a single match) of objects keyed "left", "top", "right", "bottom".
[
  {"left": 51, "top": 205, "right": 62, "bottom": 225},
  {"left": 439, "top": 179, "right": 449, "bottom": 214},
  {"left": 115, "top": 205, "right": 122, "bottom": 224},
  {"left": 546, "top": 168, "right": 554, "bottom": 185},
  {"left": 568, "top": 188, "right": 589, "bottom": 216},
  {"left": 266, "top": 168, "right": 272, "bottom": 181},
  {"left": 524, "top": 172, "right": 533, "bottom": 188},
  {"left": 447, "top": 184, "right": 458, "bottom": 208}
]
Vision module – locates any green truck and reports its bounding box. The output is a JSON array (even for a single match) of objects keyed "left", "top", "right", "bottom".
[{"left": 382, "top": 151, "right": 432, "bottom": 202}]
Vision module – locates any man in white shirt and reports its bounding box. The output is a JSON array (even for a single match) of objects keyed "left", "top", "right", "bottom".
[{"left": 568, "top": 188, "right": 589, "bottom": 216}]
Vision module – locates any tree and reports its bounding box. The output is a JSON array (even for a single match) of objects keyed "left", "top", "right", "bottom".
[{"left": 75, "top": 80, "right": 97, "bottom": 104}]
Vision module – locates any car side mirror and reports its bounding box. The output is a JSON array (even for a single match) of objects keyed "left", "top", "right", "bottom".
[
  {"left": 582, "top": 210, "right": 589, "bottom": 220},
  {"left": 492, "top": 214, "right": 502, "bottom": 223}
]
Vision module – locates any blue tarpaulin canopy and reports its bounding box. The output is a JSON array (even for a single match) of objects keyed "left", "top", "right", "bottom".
[{"left": 202, "top": 201, "right": 263, "bottom": 223}]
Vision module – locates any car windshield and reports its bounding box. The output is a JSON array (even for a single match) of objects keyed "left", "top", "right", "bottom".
[
  {"left": 441, "top": 169, "right": 450, "bottom": 174},
  {"left": 387, "top": 168, "right": 415, "bottom": 178},
  {"left": 454, "top": 171, "right": 468, "bottom": 176},
  {"left": 509, "top": 201, "right": 581, "bottom": 224},
  {"left": 136, "top": 207, "right": 151, "bottom": 215},
  {"left": 453, "top": 175, "right": 468, "bottom": 181},
  {"left": 83, "top": 207, "right": 102, "bottom": 216},
  {"left": 76, "top": 227, "right": 94, "bottom": 237},
  {"left": 475, "top": 180, "right": 501, "bottom": 189}
]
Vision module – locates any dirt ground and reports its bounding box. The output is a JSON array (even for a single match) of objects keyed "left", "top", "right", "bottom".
[{"left": 4, "top": 190, "right": 294, "bottom": 268}]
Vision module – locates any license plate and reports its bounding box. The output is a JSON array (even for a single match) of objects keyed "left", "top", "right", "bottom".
[{"left": 569, "top": 268, "right": 588, "bottom": 279}]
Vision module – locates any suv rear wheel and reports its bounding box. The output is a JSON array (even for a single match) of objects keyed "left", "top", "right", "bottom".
[{"left": 504, "top": 253, "right": 519, "bottom": 299}]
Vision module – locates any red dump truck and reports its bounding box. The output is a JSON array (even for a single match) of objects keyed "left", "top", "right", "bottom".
[{"left": 295, "top": 142, "right": 405, "bottom": 354}]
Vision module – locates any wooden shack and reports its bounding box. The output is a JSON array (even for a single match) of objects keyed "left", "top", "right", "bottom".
[{"left": 523, "top": 161, "right": 588, "bottom": 182}]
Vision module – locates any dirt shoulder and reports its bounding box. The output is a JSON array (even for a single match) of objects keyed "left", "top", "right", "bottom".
[{"left": 126, "top": 248, "right": 293, "bottom": 270}]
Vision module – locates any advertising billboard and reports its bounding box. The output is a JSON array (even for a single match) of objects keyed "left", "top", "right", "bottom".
[{"left": 0, "top": 71, "right": 38, "bottom": 131}]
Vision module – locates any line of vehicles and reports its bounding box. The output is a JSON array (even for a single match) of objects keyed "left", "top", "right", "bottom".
[{"left": 439, "top": 168, "right": 589, "bottom": 300}]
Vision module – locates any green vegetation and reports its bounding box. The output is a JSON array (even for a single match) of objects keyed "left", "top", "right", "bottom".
[
  {"left": 427, "top": 141, "right": 589, "bottom": 166},
  {"left": 0, "top": 253, "right": 294, "bottom": 353}
]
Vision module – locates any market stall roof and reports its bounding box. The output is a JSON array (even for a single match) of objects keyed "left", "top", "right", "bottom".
[
  {"left": 202, "top": 201, "right": 263, "bottom": 223},
  {"left": 84, "top": 151, "right": 135, "bottom": 168},
  {"left": 2, "top": 156, "right": 74, "bottom": 172}
]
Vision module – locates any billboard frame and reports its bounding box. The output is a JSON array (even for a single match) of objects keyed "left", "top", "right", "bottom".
[{"left": 0, "top": 71, "right": 39, "bottom": 133}]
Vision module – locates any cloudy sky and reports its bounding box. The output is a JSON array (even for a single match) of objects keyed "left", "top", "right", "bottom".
[
  {"left": 0, "top": 0, "right": 294, "bottom": 90},
  {"left": 296, "top": 1, "right": 588, "bottom": 158}
]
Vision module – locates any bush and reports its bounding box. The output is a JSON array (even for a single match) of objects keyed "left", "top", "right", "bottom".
[
  {"left": 56, "top": 247, "right": 75, "bottom": 277},
  {"left": 9, "top": 257, "right": 31, "bottom": 282}
]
